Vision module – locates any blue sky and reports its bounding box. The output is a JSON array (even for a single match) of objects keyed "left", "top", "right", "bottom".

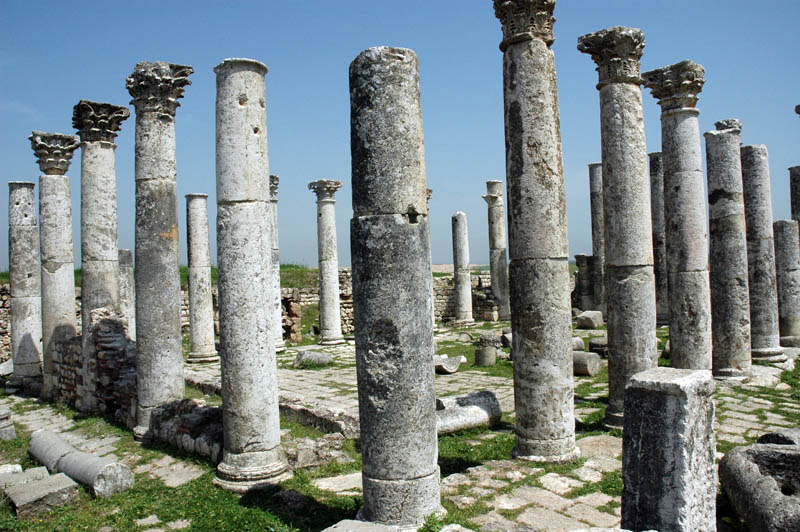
[{"left": 2, "top": 1, "right": 798, "bottom": 270}]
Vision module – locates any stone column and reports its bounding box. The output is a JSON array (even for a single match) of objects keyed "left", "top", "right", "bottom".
[
  {"left": 427, "top": 188, "right": 436, "bottom": 328},
  {"left": 497, "top": 0, "right": 578, "bottom": 461},
  {"left": 269, "top": 175, "right": 284, "bottom": 351},
  {"left": 648, "top": 152, "right": 670, "bottom": 323},
  {"left": 451, "top": 211, "right": 473, "bottom": 323},
  {"left": 308, "top": 180, "right": 345, "bottom": 345},
  {"left": 185, "top": 194, "right": 218, "bottom": 362},
  {"left": 118, "top": 249, "right": 136, "bottom": 340},
  {"left": 578, "top": 26, "right": 658, "bottom": 428},
  {"left": 214, "top": 58, "right": 290, "bottom": 492},
  {"left": 126, "top": 62, "right": 192, "bottom": 440},
  {"left": 588, "top": 163, "right": 606, "bottom": 313},
  {"left": 644, "top": 61, "right": 711, "bottom": 370},
  {"left": 773, "top": 220, "right": 800, "bottom": 347},
  {"left": 482, "top": 180, "right": 510, "bottom": 320},
  {"left": 741, "top": 144, "right": 787, "bottom": 362},
  {"left": 790, "top": 166, "right": 800, "bottom": 222},
  {"left": 574, "top": 254, "right": 594, "bottom": 310},
  {"left": 29, "top": 132, "right": 79, "bottom": 399},
  {"left": 622, "top": 368, "right": 716, "bottom": 532},
  {"left": 350, "top": 46, "right": 441, "bottom": 526},
  {"left": 705, "top": 119, "right": 752, "bottom": 380},
  {"left": 8, "top": 182, "right": 43, "bottom": 378}
]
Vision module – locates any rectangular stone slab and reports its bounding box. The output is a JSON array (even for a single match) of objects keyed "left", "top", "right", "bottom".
[
  {"left": 0, "top": 466, "right": 49, "bottom": 490},
  {"left": 6, "top": 472, "right": 78, "bottom": 516}
]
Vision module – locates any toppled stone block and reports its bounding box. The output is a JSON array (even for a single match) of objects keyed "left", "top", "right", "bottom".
[
  {"left": 293, "top": 350, "right": 333, "bottom": 368},
  {"left": 576, "top": 311, "right": 604, "bottom": 329},
  {"left": 436, "top": 391, "right": 501, "bottom": 435},
  {"left": 757, "top": 428, "right": 800, "bottom": 446},
  {"left": 0, "top": 466, "right": 48, "bottom": 489},
  {"left": 571, "top": 337, "right": 586, "bottom": 351},
  {"left": 284, "top": 433, "right": 354, "bottom": 470},
  {"left": 573, "top": 351, "right": 601, "bottom": 377},
  {"left": 321, "top": 519, "right": 401, "bottom": 532},
  {"left": 0, "top": 464, "right": 22, "bottom": 475},
  {"left": 29, "top": 429, "right": 74, "bottom": 471},
  {"left": 457, "top": 331, "right": 473, "bottom": 342},
  {"left": 6, "top": 472, "right": 78, "bottom": 516},
  {"left": 433, "top": 355, "right": 461, "bottom": 375},
  {"left": 588, "top": 336, "right": 608, "bottom": 358},
  {"left": 501, "top": 329, "right": 512, "bottom": 348}
]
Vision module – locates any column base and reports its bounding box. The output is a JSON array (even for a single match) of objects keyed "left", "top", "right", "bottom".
[
  {"left": 133, "top": 424, "right": 153, "bottom": 443},
  {"left": 319, "top": 336, "right": 346, "bottom": 346},
  {"left": 752, "top": 346, "right": 787, "bottom": 362},
  {"left": 780, "top": 336, "right": 800, "bottom": 348},
  {"left": 713, "top": 367, "right": 751, "bottom": 383},
  {"left": 358, "top": 467, "right": 443, "bottom": 528},
  {"left": 214, "top": 447, "right": 292, "bottom": 493},
  {"left": 513, "top": 435, "right": 580, "bottom": 463},
  {"left": 187, "top": 350, "right": 219, "bottom": 363}
]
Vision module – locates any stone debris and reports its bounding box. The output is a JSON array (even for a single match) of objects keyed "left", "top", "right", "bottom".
[
  {"left": 436, "top": 391, "right": 502, "bottom": 435},
  {"left": 457, "top": 331, "right": 474, "bottom": 343},
  {"left": 0, "top": 466, "right": 49, "bottom": 489},
  {"left": 573, "top": 351, "right": 601, "bottom": 377},
  {"left": 0, "top": 406, "right": 15, "bottom": 440},
  {"left": 284, "top": 433, "right": 354, "bottom": 469},
  {"left": 576, "top": 311, "right": 604, "bottom": 330},
  {"left": 572, "top": 337, "right": 586, "bottom": 351},
  {"left": 293, "top": 350, "right": 334, "bottom": 368},
  {"left": 475, "top": 334, "right": 502, "bottom": 367},
  {"left": 321, "top": 519, "right": 401, "bottom": 532},
  {"left": 5, "top": 472, "right": 78, "bottom": 517},
  {"left": 434, "top": 355, "right": 462, "bottom": 375},
  {"left": 757, "top": 428, "right": 800, "bottom": 445}
]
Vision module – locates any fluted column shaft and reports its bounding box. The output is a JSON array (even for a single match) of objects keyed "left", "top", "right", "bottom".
[
  {"left": 773, "top": 220, "right": 800, "bottom": 346},
  {"left": 588, "top": 163, "right": 606, "bottom": 313},
  {"left": 185, "top": 194, "right": 218, "bottom": 362},
  {"left": 451, "top": 211, "right": 473, "bottom": 322},
  {"left": 648, "top": 153, "right": 669, "bottom": 322},
  {"left": 269, "top": 175, "right": 284, "bottom": 350},
  {"left": 483, "top": 180, "right": 510, "bottom": 320}
]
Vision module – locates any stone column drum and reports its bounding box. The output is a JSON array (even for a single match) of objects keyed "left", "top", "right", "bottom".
[
  {"left": 185, "top": 194, "right": 218, "bottom": 362},
  {"left": 8, "top": 182, "right": 43, "bottom": 378},
  {"left": 579, "top": 26, "right": 658, "bottom": 428},
  {"left": 214, "top": 58, "right": 290, "bottom": 492},
  {"left": 790, "top": 166, "right": 800, "bottom": 222},
  {"left": 705, "top": 119, "right": 752, "bottom": 380},
  {"left": 482, "top": 180, "right": 511, "bottom": 320},
  {"left": 118, "top": 249, "right": 136, "bottom": 340},
  {"left": 126, "top": 62, "right": 192, "bottom": 439},
  {"left": 29, "top": 132, "right": 79, "bottom": 399},
  {"left": 588, "top": 163, "right": 606, "bottom": 313},
  {"left": 308, "top": 180, "right": 346, "bottom": 345},
  {"left": 644, "top": 60, "right": 711, "bottom": 370},
  {"left": 742, "top": 144, "right": 786, "bottom": 362},
  {"left": 350, "top": 46, "right": 441, "bottom": 526},
  {"left": 648, "top": 152, "right": 670, "bottom": 323},
  {"left": 773, "top": 220, "right": 800, "bottom": 347},
  {"left": 496, "top": 0, "right": 578, "bottom": 461},
  {"left": 451, "top": 211, "right": 473, "bottom": 323},
  {"left": 269, "top": 174, "right": 284, "bottom": 351}
]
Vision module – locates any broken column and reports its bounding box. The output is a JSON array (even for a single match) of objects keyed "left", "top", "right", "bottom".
[
  {"left": 643, "top": 60, "right": 711, "bottom": 370},
  {"left": 29, "top": 132, "right": 79, "bottom": 400},
  {"left": 482, "top": 180, "right": 510, "bottom": 319},
  {"left": 214, "top": 58, "right": 290, "bottom": 492},
  {"left": 126, "top": 62, "right": 192, "bottom": 439},
  {"left": 451, "top": 211, "right": 473, "bottom": 323},
  {"left": 773, "top": 220, "right": 800, "bottom": 347},
  {"left": 704, "top": 119, "right": 752, "bottom": 380},
  {"left": 308, "top": 180, "right": 345, "bottom": 345},
  {"left": 118, "top": 249, "right": 136, "bottom": 340},
  {"left": 350, "top": 46, "right": 441, "bottom": 525},
  {"left": 578, "top": 26, "right": 658, "bottom": 428},
  {"left": 742, "top": 144, "right": 786, "bottom": 362},
  {"left": 185, "top": 194, "right": 218, "bottom": 362},
  {"left": 269, "top": 174, "right": 284, "bottom": 351},
  {"left": 648, "top": 152, "right": 670, "bottom": 323},
  {"left": 588, "top": 163, "right": 606, "bottom": 313},
  {"left": 497, "top": 0, "right": 578, "bottom": 461}
]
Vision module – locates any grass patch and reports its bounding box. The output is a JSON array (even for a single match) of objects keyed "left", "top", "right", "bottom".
[
  {"left": 0, "top": 271, "right": 8, "bottom": 284},
  {"left": 281, "top": 264, "right": 318, "bottom": 290},
  {"left": 295, "top": 304, "right": 320, "bottom": 346},
  {"left": 438, "top": 427, "right": 515, "bottom": 477},
  {"left": 566, "top": 470, "right": 622, "bottom": 499}
]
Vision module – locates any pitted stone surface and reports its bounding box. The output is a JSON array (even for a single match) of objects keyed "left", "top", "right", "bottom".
[
  {"left": 451, "top": 212, "right": 473, "bottom": 322},
  {"left": 483, "top": 181, "right": 510, "bottom": 320},
  {"left": 588, "top": 163, "right": 606, "bottom": 313},
  {"left": 773, "top": 220, "right": 800, "bottom": 346},
  {"left": 648, "top": 153, "right": 669, "bottom": 322},
  {"left": 185, "top": 194, "right": 218, "bottom": 362}
]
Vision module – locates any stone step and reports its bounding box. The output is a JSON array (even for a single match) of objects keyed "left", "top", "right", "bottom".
[{"left": 5, "top": 472, "right": 79, "bottom": 516}]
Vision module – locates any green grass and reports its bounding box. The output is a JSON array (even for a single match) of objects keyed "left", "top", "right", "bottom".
[
  {"left": 0, "top": 271, "right": 8, "bottom": 284},
  {"left": 294, "top": 304, "right": 320, "bottom": 346},
  {"left": 281, "top": 264, "right": 319, "bottom": 290},
  {"left": 179, "top": 266, "right": 219, "bottom": 290}
]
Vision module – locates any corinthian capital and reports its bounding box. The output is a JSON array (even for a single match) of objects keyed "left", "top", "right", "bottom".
[
  {"left": 577, "top": 26, "right": 645, "bottom": 88},
  {"left": 493, "top": 0, "right": 555, "bottom": 50},
  {"left": 308, "top": 180, "right": 343, "bottom": 201},
  {"left": 643, "top": 60, "right": 705, "bottom": 111},
  {"left": 72, "top": 100, "right": 130, "bottom": 143},
  {"left": 29, "top": 131, "right": 80, "bottom": 175},
  {"left": 126, "top": 61, "right": 193, "bottom": 120}
]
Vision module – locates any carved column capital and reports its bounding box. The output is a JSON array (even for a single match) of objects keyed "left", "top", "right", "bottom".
[
  {"left": 643, "top": 60, "right": 705, "bottom": 111},
  {"left": 795, "top": 104, "right": 799, "bottom": 117},
  {"left": 126, "top": 61, "right": 193, "bottom": 120},
  {"left": 715, "top": 118, "right": 742, "bottom": 133},
  {"left": 29, "top": 131, "right": 80, "bottom": 175},
  {"left": 308, "top": 180, "right": 343, "bottom": 202},
  {"left": 269, "top": 174, "right": 280, "bottom": 201},
  {"left": 493, "top": 0, "right": 555, "bottom": 50},
  {"left": 577, "top": 26, "right": 645, "bottom": 88},
  {"left": 72, "top": 100, "right": 130, "bottom": 144}
]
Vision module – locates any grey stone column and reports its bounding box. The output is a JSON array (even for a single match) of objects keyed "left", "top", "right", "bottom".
[
  {"left": 8, "top": 182, "right": 43, "bottom": 378},
  {"left": 451, "top": 211, "right": 473, "bottom": 323},
  {"left": 790, "top": 166, "right": 800, "bottom": 222},
  {"left": 126, "top": 62, "right": 192, "bottom": 440},
  {"left": 29, "top": 132, "right": 79, "bottom": 399},
  {"left": 644, "top": 61, "right": 711, "bottom": 370},
  {"left": 185, "top": 194, "right": 218, "bottom": 362},
  {"left": 350, "top": 46, "right": 441, "bottom": 526},
  {"left": 308, "top": 180, "right": 345, "bottom": 345},
  {"left": 427, "top": 188, "right": 436, "bottom": 329},
  {"left": 482, "top": 180, "right": 510, "bottom": 320},
  {"left": 574, "top": 254, "right": 594, "bottom": 310},
  {"left": 648, "top": 152, "right": 670, "bottom": 323},
  {"left": 269, "top": 175, "right": 284, "bottom": 351},
  {"left": 773, "top": 220, "right": 800, "bottom": 347},
  {"left": 705, "top": 119, "right": 752, "bottom": 380},
  {"left": 588, "top": 163, "right": 606, "bottom": 313},
  {"left": 118, "top": 249, "right": 136, "bottom": 340},
  {"left": 742, "top": 144, "right": 787, "bottom": 362},
  {"left": 578, "top": 26, "right": 658, "bottom": 429},
  {"left": 214, "top": 58, "right": 290, "bottom": 492},
  {"left": 497, "top": 0, "right": 578, "bottom": 461}
]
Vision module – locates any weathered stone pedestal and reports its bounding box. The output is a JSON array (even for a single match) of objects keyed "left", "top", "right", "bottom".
[
  {"left": 451, "top": 211, "right": 473, "bottom": 323},
  {"left": 482, "top": 180, "right": 510, "bottom": 320},
  {"left": 588, "top": 163, "right": 606, "bottom": 313},
  {"left": 269, "top": 175, "right": 285, "bottom": 351},
  {"left": 773, "top": 220, "right": 800, "bottom": 347},
  {"left": 186, "top": 194, "right": 218, "bottom": 362},
  {"left": 648, "top": 152, "right": 670, "bottom": 324}
]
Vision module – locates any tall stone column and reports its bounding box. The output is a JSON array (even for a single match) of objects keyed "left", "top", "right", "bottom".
[
  {"left": 705, "top": 119, "right": 751, "bottom": 380},
  {"left": 118, "top": 249, "right": 136, "bottom": 340},
  {"left": 126, "top": 62, "right": 192, "bottom": 440},
  {"left": 308, "top": 180, "right": 345, "bottom": 345},
  {"left": 214, "top": 58, "right": 290, "bottom": 492},
  {"left": 578, "top": 26, "right": 658, "bottom": 429},
  {"left": 790, "top": 166, "right": 800, "bottom": 222},
  {"left": 497, "top": 0, "right": 578, "bottom": 461},
  {"left": 451, "top": 211, "right": 473, "bottom": 323},
  {"left": 588, "top": 163, "right": 606, "bottom": 313},
  {"left": 350, "top": 46, "right": 441, "bottom": 526},
  {"left": 427, "top": 188, "right": 436, "bottom": 329},
  {"left": 644, "top": 60, "right": 711, "bottom": 370},
  {"left": 741, "top": 144, "right": 787, "bottom": 362},
  {"left": 269, "top": 175, "right": 284, "bottom": 351},
  {"left": 574, "top": 254, "right": 594, "bottom": 310},
  {"left": 185, "top": 194, "right": 218, "bottom": 362},
  {"left": 773, "top": 220, "right": 800, "bottom": 347},
  {"left": 482, "top": 180, "right": 510, "bottom": 320},
  {"left": 8, "top": 182, "right": 43, "bottom": 379},
  {"left": 29, "top": 132, "right": 79, "bottom": 399},
  {"left": 648, "top": 152, "right": 670, "bottom": 323}
]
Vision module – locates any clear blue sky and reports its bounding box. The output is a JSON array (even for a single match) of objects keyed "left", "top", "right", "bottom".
[{"left": 2, "top": 1, "right": 798, "bottom": 270}]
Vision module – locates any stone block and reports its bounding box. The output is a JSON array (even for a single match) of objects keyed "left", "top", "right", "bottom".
[
  {"left": 576, "top": 310, "right": 604, "bottom": 329},
  {"left": 573, "top": 351, "right": 601, "bottom": 376},
  {"left": 758, "top": 428, "right": 800, "bottom": 445},
  {"left": 293, "top": 350, "right": 333, "bottom": 368},
  {"left": 572, "top": 336, "right": 586, "bottom": 351},
  {"left": 321, "top": 519, "right": 400, "bottom": 532},
  {"left": 0, "top": 466, "right": 48, "bottom": 489},
  {"left": 6, "top": 472, "right": 78, "bottom": 516},
  {"left": 433, "top": 355, "right": 461, "bottom": 375},
  {"left": 435, "top": 391, "right": 501, "bottom": 435}
]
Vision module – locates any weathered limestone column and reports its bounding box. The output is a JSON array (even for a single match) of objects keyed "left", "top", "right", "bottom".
[
  {"left": 588, "top": 163, "right": 606, "bottom": 313},
  {"left": 742, "top": 144, "right": 787, "bottom": 362},
  {"left": 482, "top": 181, "right": 510, "bottom": 320},
  {"left": 308, "top": 180, "right": 345, "bottom": 345},
  {"left": 118, "top": 249, "right": 136, "bottom": 340},
  {"left": 269, "top": 175, "right": 284, "bottom": 351},
  {"left": 773, "top": 220, "right": 800, "bottom": 347},
  {"left": 29, "top": 132, "right": 79, "bottom": 399},
  {"left": 497, "top": 0, "right": 578, "bottom": 461},
  {"left": 578, "top": 26, "right": 658, "bottom": 428},
  {"left": 214, "top": 58, "right": 290, "bottom": 492},
  {"left": 644, "top": 60, "right": 711, "bottom": 370},
  {"left": 350, "top": 46, "right": 441, "bottom": 526},
  {"left": 451, "top": 211, "right": 473, "bottom": 323},
  {"left": 790, "top": 166, "right": 800, "bottom": 222},
  {"left": 126, "top": 62, "right": 192, "bottom": 439},
  {"left": 574, "top": 254, "right": 594, "bottom": 310},
  {"left": 185, "top": 194, "right": 218, "bottom": 362},
  {"left": 648, "top": 152, "right": 670, "bottom": 323},
  {"left": 621, "top": 368, "right": 716, "bottom": 532},
  {"left": 8, "top": 182, "right": 43, "bottom": 378},
  {"left": 705, "top": 119, "right": 752, "bottom": 380},
  {"left": 427, "top": 188, "right": 436, "bottom": 329}
]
